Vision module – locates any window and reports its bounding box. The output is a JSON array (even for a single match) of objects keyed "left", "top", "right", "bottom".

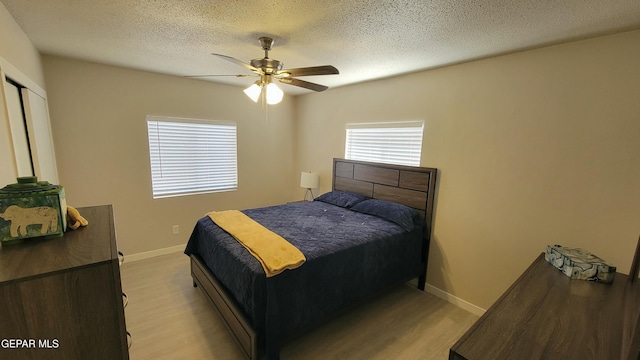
[
  {"left": 146, "top": 116, "right": 237, "bottom": 198},
  {"left": 345, "top": 121, "right": 424, "bottom": 167}
]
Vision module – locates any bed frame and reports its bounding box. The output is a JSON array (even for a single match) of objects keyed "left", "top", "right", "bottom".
[{"left": 190, "top": 158, "right": 438, "bottom": 359}]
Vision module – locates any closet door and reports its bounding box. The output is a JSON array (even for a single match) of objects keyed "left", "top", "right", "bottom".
[
  {"left": 0, "top": 87, "right": 18, "bottom": 185},
  {"left": 0, "top": 79, "right": 33, "bottom": 185},
  {"left": 22, "top": 88, "right": 58, "bottom": 184}
]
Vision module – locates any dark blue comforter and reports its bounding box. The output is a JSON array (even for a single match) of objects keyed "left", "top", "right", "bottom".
[{"left": 184, "top": 200, "right": 423, "bottom": 357}]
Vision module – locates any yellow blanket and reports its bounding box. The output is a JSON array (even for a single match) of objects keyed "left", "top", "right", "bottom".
[{"left": 207, "top": 210, "right": 306, "bottom": 277}]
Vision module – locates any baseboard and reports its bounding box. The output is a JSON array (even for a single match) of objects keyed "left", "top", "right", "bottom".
[
  {"left": 125, "top": 244, "right": 486, "bottom": 317},
  {"left": 424, "top": 283, "right": 486, "bottom": 317},
  {"left": 125, "top": 244, "right": 186, "bottom": 263}
]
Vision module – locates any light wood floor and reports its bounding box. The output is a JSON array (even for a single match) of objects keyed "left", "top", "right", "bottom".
[{"left": 121, "top": 252, "right": 478, "bottom": 360}]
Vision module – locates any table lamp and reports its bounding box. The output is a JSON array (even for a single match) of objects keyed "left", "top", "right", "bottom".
[{"left": 300, "top": 172, "right": 319, "bottom": 201}]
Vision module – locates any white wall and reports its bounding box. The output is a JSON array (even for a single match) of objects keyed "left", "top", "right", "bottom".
[
  {"left": 295, "top": 30, "right": 640, "bottom": 310},
  {"left": 6, "top": 0, "right": 638, "bottom": 311},
  {"left": 43, "top": 56, "right": 297, "bottom": 256},
  {"left": 0, "top": 3, "right": 45, "bottom": 89}
]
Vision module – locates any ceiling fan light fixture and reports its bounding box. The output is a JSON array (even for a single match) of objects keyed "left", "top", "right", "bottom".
[
  {"left": 243, "top": 82, "right": 262, "bottom": 102},
  {"left": 197, "top": 37, "right": 338, "bottom": 101},
  {"left": 265, "top": 83, "right": 283, "bottom": 105}
]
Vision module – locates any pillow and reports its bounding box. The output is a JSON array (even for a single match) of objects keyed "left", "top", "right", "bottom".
[
  {"left": 314, "top": 190, "right": 368, "bottom": 208},
  {"left": 351, "top": 199, "right": 423, "bottom": 232}
]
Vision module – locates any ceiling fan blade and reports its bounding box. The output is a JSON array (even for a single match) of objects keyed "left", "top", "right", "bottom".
[
  {"left": 211, "top": 53, "right": 258, "bottom": 72},
  {"left": 277, "top": 65, "right": 339, "bottom": 77},
  {"left": 279, "top": 78, "right": 329, "bottom": 92},
  {"left": 184, "top": 74, "right": 254, "bottom": 78}
]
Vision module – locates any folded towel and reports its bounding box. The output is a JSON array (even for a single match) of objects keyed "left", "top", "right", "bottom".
[{"left": 207, "top": 210, "right": 306, "bottom": 277}]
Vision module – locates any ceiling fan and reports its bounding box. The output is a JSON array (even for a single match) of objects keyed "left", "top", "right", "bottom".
[{"left": 188, "top": 37, "right": 339, "bottom": 104}]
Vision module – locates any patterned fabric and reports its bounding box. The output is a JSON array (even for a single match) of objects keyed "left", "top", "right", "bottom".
[
  {"left": 351, "top": 199, "right": 423, "bottom": 232},
  {"left": 207, "top": 210, "right": 306, "bottom": 277},
  {"left": 545, "top": 245, "right": 616, "bottom": 282},
  {"left": 185, "top": 200, "right": 423, "bottom": 356},
  {"left": 313, "top": 190, "right": 368, "bottom": 208}
]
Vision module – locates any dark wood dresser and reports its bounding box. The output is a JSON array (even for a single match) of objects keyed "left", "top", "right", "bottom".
[
  {"left": 0, "top": 205, "right": 129, "bottom": 360},
  {"left": 450, "top": 253, "right": 640, "bottom": 360}
]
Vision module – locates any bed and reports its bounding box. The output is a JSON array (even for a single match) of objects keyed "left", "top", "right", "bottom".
[{"left": 185, "top": 158, "right": 437, "bottom": 359}]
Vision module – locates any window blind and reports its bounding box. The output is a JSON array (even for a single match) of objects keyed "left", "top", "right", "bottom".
[
  {"left": 345, "top": 121, "right": 423, "bottom": 167},
  {"left": 147, "top": 116, "right": 237, "bottom": 198}
]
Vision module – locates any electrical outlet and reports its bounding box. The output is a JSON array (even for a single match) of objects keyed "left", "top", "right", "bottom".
[{"left": 172, "top": 225, "right": 179, "bottom": 235}]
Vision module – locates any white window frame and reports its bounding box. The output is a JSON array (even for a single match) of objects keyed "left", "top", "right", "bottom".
[
  {"left": 345, "top": 121, "right": 424, "bottom": 167},
  {"left": 146, "top": 116, "right": 238, "bottom": 199}
]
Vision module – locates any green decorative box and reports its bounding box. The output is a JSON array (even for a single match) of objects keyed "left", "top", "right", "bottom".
[
  {"left": 545, "top": 244, "right": 616, "bottom": 283},
  {"left": 0, "top": 177, "right": 67, "bottom": 245}
]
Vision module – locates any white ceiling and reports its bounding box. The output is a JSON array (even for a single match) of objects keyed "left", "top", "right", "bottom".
[{"left": 3, "top": 0, "right": 640, "bottom": 95}]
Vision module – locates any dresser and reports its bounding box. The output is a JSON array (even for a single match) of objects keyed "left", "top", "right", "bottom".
[
  {"left": 0, "top": 205, "right": 129, "bottom": 360},
  {"left": 450, "top": 253, "right": 640, "bottom": 360}
]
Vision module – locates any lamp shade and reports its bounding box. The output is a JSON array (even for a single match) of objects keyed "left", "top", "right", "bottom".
[
  {"left": 243, "top": 83, "right": 261, "bottom": 102},
  {"left": 265, "top": 83, "right": 283, "bottom": 105},
  {"left": 300, "top": 172, "right": 319, "bottom": 189}
]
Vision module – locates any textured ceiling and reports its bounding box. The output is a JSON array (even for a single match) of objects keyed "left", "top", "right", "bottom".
[{"left": 3, "top": 0, "right": 640, "bottom": 95}]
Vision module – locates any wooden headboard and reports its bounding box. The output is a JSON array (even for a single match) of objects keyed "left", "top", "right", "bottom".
[
  {"left": 332, "top": 158, "right": 437, "bottom": 231},
  {"left": 332, "top": 158, "right": 438, "bottom": 290}
]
